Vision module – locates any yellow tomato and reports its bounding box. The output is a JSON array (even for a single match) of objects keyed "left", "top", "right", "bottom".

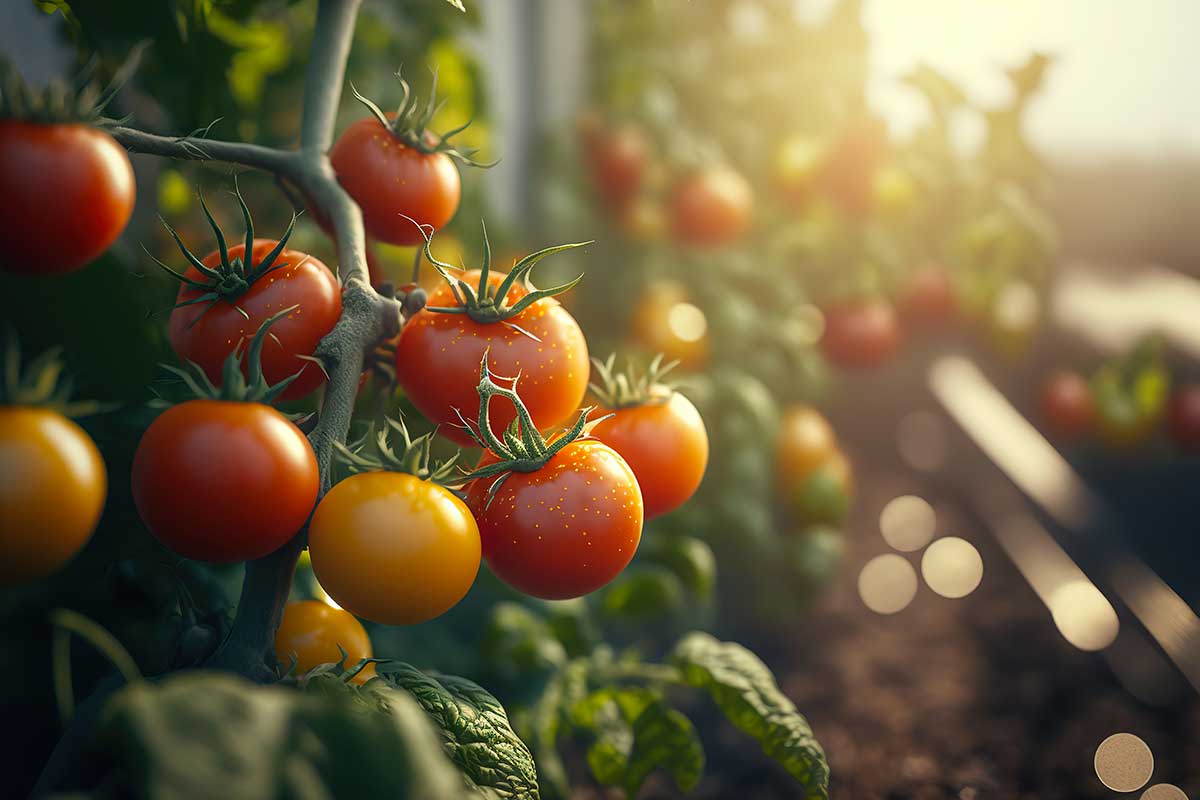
[
  {"left": 275, "top": 600, "right": 374, "bottom": 683},
  {"left": 632, "top": 280, "right": 710, "bottom": 370},
  {"left": 776, "top": 405, "right": 838, "bottom": 488}
]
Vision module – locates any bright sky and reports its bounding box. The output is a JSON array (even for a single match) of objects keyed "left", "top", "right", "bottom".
[{"left": 862, "top": 0, "right": 1200, "bottom": 158}]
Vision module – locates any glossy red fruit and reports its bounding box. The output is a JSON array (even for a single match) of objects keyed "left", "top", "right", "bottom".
[
  {"left": 820, "top": 299, "right": 902, "bottom": 368},
  {"left": 668, "top": 166, "right": 753, "bottom": 248}
]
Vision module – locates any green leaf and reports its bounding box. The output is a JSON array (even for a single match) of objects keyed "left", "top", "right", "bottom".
[
  {"left": 672, "top": 633, "right": 830, "bottom": 800},
  {"left": 571, "top": 688, "right": 704, "bottom": 797},
  {"left": 600, "top": 565, "right": 687, "bottom": 622},
  {"left": 482, "top": 602, "right": 568, "bottom": 683},
  {"left": 444, "top": 0, "right": 467, "bottom": 10},
  {"left": 96, "top": 671, "right": 464, "bottom": 800},
  {"left": 526, "top": 660, "right": 588, "bottom": 799},
  {"left": 639, "top": 534, "right": 717, "bottom": 597},
  {"left": 374, "top": 661, "right": 540, "bottom": 799}
]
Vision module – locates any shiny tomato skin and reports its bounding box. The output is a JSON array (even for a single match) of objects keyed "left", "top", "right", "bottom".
[
  {"left": 168, "top": 239, "right": 341, "bottom": 402},
  {"left": 589, "top": 391, "right": 708, "bottom": 520},
  {"left": 330, "top": 117, "right": 461, "bottom": 246},
  {"left": 668, "top": 167, "right": 753, "bottom": 248},
  {"left": 586, "top": 125, "right": 649, "bottom": 209},
  {"left": 131, "top": 400, "right": 318, "bottom": 563},
  {"left": 820, "top": 299, "right": 902, "bottom": 368},
  {"left": 275, "top": 600, "right": 374, "bottom": 682},
  {"left": 0, "top": 121, "right": 135, "bottom": 275},
  {"left": 900, "top": 265, "right": 957, "bottom": 327},
  {"left": 0, "top": 408, "right": 106, "bottom": 584},
  {"left": 396, "top": 271, "right": 589, "bottom": 447},
  {"left": 308, "top": 471, "right": 481, "bottom": 625},
  {"left": 1039, "top": 370, "right": 1094, "bottom": 441},
  {"left": 467, "top": 440, "right": 643, "bottom": 600},
  {"left": 1167, "top": 384, "right": 1200, "bottom": 451},
  {"left": 776, "top": 405, "right": 838, "bottom": 487}
]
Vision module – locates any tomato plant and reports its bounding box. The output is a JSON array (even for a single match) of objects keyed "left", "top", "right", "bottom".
[
  {"left": 395, "top": 237, "right": 590, "bottom": 447},
  {"left": 462, "top": 358, "right": 643, "bottom": 600},
  {"left": 275, "top": 600, "right": 373, "bottom": 679},
  {"left": 0, "top": 343, "right": 106, "bottom": 584},
  {"left": 132, "top": 314, "right": 319, "bottom": 563},
  {"left": 588, "top": 355, "right": 709, "bottom": 520},
  {"left": 0, "top": 121, "right": 134, "bottom": 275},
  {"left": 668, "top": 166, "right": 753, "bottom": 247},
  {"left": 162, "top": 192, "right": 341, "bottom": 402},
  {"left": 309, "top": 420, "right": 480, "bottom": 625},
  {"left": 1039, "top": 370, "right": 1094, "bottom": 441},
  {"left": 820, "top": 298, "right": 902, "bottom": 368}
]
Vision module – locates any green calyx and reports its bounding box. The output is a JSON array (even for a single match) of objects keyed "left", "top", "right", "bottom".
[
  {"left": 150, "top": 179, "right": 300, "bottom": 327},
  {"left": 160, "top": 307, "right": 303, "bottom": 404},
  {"left": 459, "top": 351, "right": 608, "bottom": 508},
  {"left": 422, "top": 223, "right": 591, "bottom": 326},
  {"left": 350, "top": 68, "right": 495, "bottom": 167},
  {"left": 0, "top": 43, "right": 146, "bottom": 124},
  {"left": 0, "top": 333, "right": 108, "bottom": 416},
  {"left": 590, "top": 353, "right": 680, "bottom": 410},
  {"left": 334, "top": 416, "right": 461, "bottom": 485}
]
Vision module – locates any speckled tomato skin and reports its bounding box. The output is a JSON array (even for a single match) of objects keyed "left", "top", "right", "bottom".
[
  {"left": 467, "top": 440, "right": 643, "bottom": 600},
  {"left": 395, "top": 270, "right": 590, "bottom": 447}
]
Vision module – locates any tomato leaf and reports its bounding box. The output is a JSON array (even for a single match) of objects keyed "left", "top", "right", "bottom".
[
  {"left": 672, "top": 632, "right": 830, "bottom": 800},
  {"left": 95, "top": 671, "right": 464, "bottom": 799},
  {"left": 482, "top": 602, "right": 568, "bottom": 685},
  {"left": 374, "top": 661, "right": 540, "bottom": 800}
]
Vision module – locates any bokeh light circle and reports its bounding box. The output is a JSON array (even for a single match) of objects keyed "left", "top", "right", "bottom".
[
  {"left": 858, "top": 554, "right": 918, "bottom": 615},
  {"left": 1094, "top": 732, "right": 1154, "bottom": 792},
  {"left": 920, "top": 537, "right": 984, "bottom": 599},
  {"left": 879, "top": 495, "right": 937, "bottom": 552}
]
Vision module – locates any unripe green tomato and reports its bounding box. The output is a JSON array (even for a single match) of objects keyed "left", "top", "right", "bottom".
[
  {"left": 787, "top": 526, "right": 845, "bottom": 591},
  {"left": 790, "top": 452, "right": 853, "bottom": 525}
]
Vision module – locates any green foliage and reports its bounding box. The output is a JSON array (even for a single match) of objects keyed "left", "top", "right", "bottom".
[{"left": 672, "top": 632, "right": 829, "bottom": 799}]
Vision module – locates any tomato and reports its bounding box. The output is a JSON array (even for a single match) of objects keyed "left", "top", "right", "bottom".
[
  {"left": 668, "top": 166, "right": 753, "bottom": 247},
  {"left": 774, "top": 135, "right": 826, "bottom": 208},
  {"left": 309, "top": 471, "right": 481, "bottom": 624},
  {"left": 585, "top": 124, "right": 650, "bottom": 210},
  {"left": 632, "top": 281, "right": 709, "bottom": 370},
  {"left": 819, "top": 117, "right": 888, "bottom": 216},
  {"left": 168, "top": 239, "right": 342, "bottom": 402},
  {"left": 467, "top": 440, "right": 643, "bottom": 600},
  {"left": 0, "top": 121, "right": 135, "bottom": 275},
  {"left": 1039, "top": 370, "right": 1093, "bottom": 441},
  {"left": 132, "top": 400, "right": 318, "bottom": 562},
  {"left": 787, "top": 525, "right": 845, "bottom": 591},
  {"left": 0, "top": 408, "right": 106, "bottom": 583},
  {"left": 396, "top": 271, "right": 589, "bottom": 447},
  {"left": 820, "top": 299, "right": 902, "bottom": 368},
  {"left": 790, "top": 450, "right": 853, "bottom": 525},
  {"left": 776, "top": 405, "right": 838, "bottom": 487},
  {"left": 1168, "top": 384, "right": 1200, "bottom": 451},
  {"left": 330, "top": 117, "right": 461, "bottom": 245},
  {"left": 871, "top": 165, "right": 917, "bottom": 217},
  {"left": 275, "top": 600, "right": 374, "bottom": 682},
  {"left": 899, "top": 265, "right": 957, "bottom": 327},
  {"left": 590, "top": 391, "right": 708, "bottom": 519}
]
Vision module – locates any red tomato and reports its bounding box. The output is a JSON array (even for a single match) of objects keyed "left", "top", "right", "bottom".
[
  {"left": 1167, "top": 384, "right": 1200, "bottom": 451},
  {"left": 585, "top": 124, "right": 650, "bottom": 210},
  {"left": 168, "top": 239, "right": 342, "bottom": 402},
  {"left": 819, "top": 117, "right": 889, "bottom": 216},
  {"left": 589, "top": 391, "right": 708, "bottom": 519},
  {"left": 466, "top": 440, "right": 643, "bottom": 599},
  {"left": 0, "top": 121, "right": 134, "bottom": 275},
  {"left": 131, "top": 400, "right": 319, "bottom": 563},
  {"left": 330, "top": 117, "right": 461, "bottom": 246},
  {"left": 668, "top": 166, "right": 753, "bottom": 247},
  {"left": 1039, "top": 370, "right": 1094, "bottom": 441},
  {"left": 899, "top": 265, "right": 957, "bottom": 327},
  {"left": 820, "top": 299, "right": 902, "bottom": 368},
  {"left": 395, "top": 271, "right": 589, "bottom": 447}
]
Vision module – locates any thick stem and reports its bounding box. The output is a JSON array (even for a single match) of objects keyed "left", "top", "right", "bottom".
[
  {"left": 300, "top": 0, "right": 362, "bottom": 155},
  {"left": 108, "top": 126, "right": 299, "bottom": 175}
]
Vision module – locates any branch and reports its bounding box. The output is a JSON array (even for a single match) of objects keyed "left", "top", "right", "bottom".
[
  {"left": 300, "top": 0, "right": 361, "bottom": 154},
  {"left": 108, "top": 125, "right": 299, "bottom": 175}
]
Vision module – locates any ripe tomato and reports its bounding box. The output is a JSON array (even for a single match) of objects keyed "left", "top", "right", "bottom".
[
  {"left": 309, "top": 471, "right": 481, "bottom": 624},
  {"left": 668, "top": 166, "right": 753, "bottom": 247},
  {"left": 585, "top": 124, "right": 650, "bottom": 210},
  {"left": 0, "top": 121, "right": 134, "bottom": 275},
  {"left": 776, "top": 405, "right": 838, "bottom": 487},
  {"left": 819, "top": 117, "right": 888, "bottom": 217},
  {"left": 590, "top": 391, "right": 708, "bottom": 519},
  {"left": 790, "top": 450, "right": 853, "bottom": 525},
  {"left": 396, "top": 271, "right": 589, "bottom": 447},
  {"left": 467, "top": 440, "right": 643, "bottom": 600},
  {"left": 631, "top": 281, "right": 709, "bottom": 370},
  {"left": 168, "top": 239, "right": 342, "bottom": 402},
  {"left": 1168, "top": 384, "right": 1200, "bottom": 451},
  {"left": 131, "top": 400, "right": 318, "bottom": 563},
  {"left": 0, "top": 408, "right": 106, "bottom": 583},
  {"left": 899, "top": 265, "right": 957, "bottom": 327},
  {"left": 330, "top": 117, "right": 461, "bottom": 246},
  {"left": 1039, "top": 370, "right": 1094, "bottom": 441},
  {"left": 275, "top": 600, "right": 374, "bottom": 682},
  {"left": 820, "top": 299, "right": 902, "bottom": 368},
  {"left": 774, "top": 135, "right": 825, "bottom": 208}
]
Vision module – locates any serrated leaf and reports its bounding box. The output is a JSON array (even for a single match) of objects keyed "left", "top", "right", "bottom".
[
  {"left": 672, "top": 633, "right": 829, "bottom": 800},
  {"left": 96, "top": 671, "right": 463, "bottom": 800},
  {"left": 374, "top": 661, "right": 540, "bottom": 799},
  {"left": 623, "top": 699, "right": 705, "bottom": 796}
]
